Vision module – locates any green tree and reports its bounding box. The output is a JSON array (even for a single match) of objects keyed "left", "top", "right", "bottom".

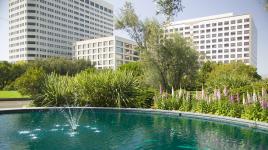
[
  {"left": 0, "top": 61, "right": 26, "bottom": 90},
  {"left": 0, "top": 61, "right": 12, "bottom": 89},
  {"left": 196, "top": 61, "right": 217, "bottom": 88},
  {"left": 144, "top": 34, "right": 199, "bottom": 91},
  {"left": 14, "top": 67, "right": 46, "bottom": 96},
  {"left": 116, "top": 2, "right": 199, "bottom": 92},
  {"left": 205, "top": 62, "right": 261, "bottom": 91},
  {"left": 28, "top": 58, "right": 94, "bottom": 75},
  {"left": 116, "top": 2, "right": 162, "bottom": 52}
]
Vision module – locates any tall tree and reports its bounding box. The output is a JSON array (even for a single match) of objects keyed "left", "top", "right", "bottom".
[
  {"left": 116, "top": 2, "right": 199, "bottom": 92},
  {"left": 144, "top": 34, "right": 199, "bottom": 91},
  {"left": 115, "top": 2, "right": 162, "bottom": 52}
]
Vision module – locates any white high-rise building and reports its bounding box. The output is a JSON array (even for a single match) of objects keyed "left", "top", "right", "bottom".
[
  {"left": 164, "top": 13, "right": 257, "bottom": 67},
  {"left": 8, "top": 0, "right": 114, "bottom": 62},
  {"left": 74, "top": 36, "right": 139, "bottom": 69}
]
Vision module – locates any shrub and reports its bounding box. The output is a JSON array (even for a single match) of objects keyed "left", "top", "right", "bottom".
[
  {"left": 194, "top": 100, "right": 210, "bottom": 113},
  {"left": 75, "top": 69, "right": 140, "bottom": 107},
  {"left": 242, "top": 102, "right": 262, "bottom": 121},
  {"left": 34, "top": 73, "right": 75, "bottom": 107},
  {"left": 14, "top": 67, "right": 45, "bottom": 96}
]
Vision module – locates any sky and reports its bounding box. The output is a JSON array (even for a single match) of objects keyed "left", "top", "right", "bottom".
[{"left": 0, "top": 0, "right": 267, "bottom": 76}]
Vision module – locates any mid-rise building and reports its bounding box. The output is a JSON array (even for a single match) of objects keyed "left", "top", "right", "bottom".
[
  {"left": 73, "top": 36, "right": 139, "bottom": 69},
  {"left": 8, "top": 0, "right": 114, "bottom": 62},
  {"left": 164, "top": 13, "right": 257, "bottom": 67}
]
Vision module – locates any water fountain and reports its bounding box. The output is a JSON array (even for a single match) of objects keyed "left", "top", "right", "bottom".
[{"left": 59, "top": 107, "right": 84, "bottom": 132}]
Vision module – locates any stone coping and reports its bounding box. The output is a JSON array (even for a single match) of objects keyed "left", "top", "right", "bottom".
[{"left": 1, "top": 107, "right": 268, "bottom": 132}]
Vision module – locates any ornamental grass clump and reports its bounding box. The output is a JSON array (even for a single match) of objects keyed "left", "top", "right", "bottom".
[
  {"left": 34, "top": 73, "right": 75, "bottom": 107},
  {"left": 75, "top": 69, "right": 140, "bottom": 107}
]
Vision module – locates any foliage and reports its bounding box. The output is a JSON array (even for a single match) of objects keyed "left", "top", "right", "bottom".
[
  {"left": 116, "top": 3, "right": 199, "bottom": 91},
  {"left": 14, "top": 67, "right": 46, "bottom": 96},
  {"left": 155, "top": 94, "right": 268, "bottom": 122},
  {"left": 75, "top": 69, "right": 140, "bottom": 107},
  {"left": 115, "top": 2, "right": 163, "bottom": 52},
  {"left": 196, "top": 61, "right": 216, "bottom": 89},
  {"left": 205, "top": 62, "right": 261, "bottom": 91},
  {"left": 242, "top": 102, "right": 262, "bottom": 121},
  {"left": 34, "top": 73, "right": 75, "bottom": 107},
  {"left": 154, "top": 0, "right": 184, "bottom": 21},
  {"left": 0, "top": 61, "right": 26, "bottom": 90},
  {"left": 0, "top": 59, "right": 93, "bottom": 91},
  {"left": 28, "top": 58, "right": 94, "bottom": 76},
  {"left": 144, "top": 34, "right": 199, "bottom": 91},
  {"left": 33, "top": 69, "right": 153, "bottom": 108},
  {"left": 118, "top": 62, "right": 144, "bottom": 77},
  {"left": 232, "top": 80, "right": 268, "bottom": 95}
]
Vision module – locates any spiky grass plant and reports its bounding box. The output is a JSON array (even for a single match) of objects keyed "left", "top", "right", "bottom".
[{"left": 34, "top": 73, "right": 75, "bottom": 106}]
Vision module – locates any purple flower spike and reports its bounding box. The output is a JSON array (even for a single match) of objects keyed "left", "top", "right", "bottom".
[
  {"left": 160, "top": 85, "right": 163, "bottom": 95},
  {"left": 230, "top": 95, "right": 234, "bottom": 103},
  {"left": 261, "top": 100, "right": 268, "bottom": 109}
]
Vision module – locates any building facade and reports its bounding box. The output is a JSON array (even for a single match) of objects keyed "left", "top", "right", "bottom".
[
  {"left": 164, "top": 13, "right": 257, "bottom": 67},
  {"left": 73, "top": 36, "right": 139, "bottom": 69},
  {"left": 8, "top": 0, "right": 114, "bottom": 62}
]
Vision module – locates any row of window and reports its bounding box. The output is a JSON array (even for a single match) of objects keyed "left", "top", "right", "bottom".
[
  {"left": 167, "top": 24, "right": 250, "bottom": 33},
  {"left": 76, "top": 41, "right": 134, "bottom": 49},
  {"left": 205, "top": 59, "right": 250, "bottom": 64},
  {"left": 200, "top": 48, "right": 250, "bottom": 54},
  {"left": 9, "top": 53, "right": 70, "bottom": 59},
  {"left": 198, "top": 42, "right": 250, "bottom": 49},
  {"left": 200, "top": 53, "right": 250, "bottom": 59},
  {"left": 167, "top": 18, "right": 250, "bottom": 32},
  {"left": 39, "top": 0, "right": 113, "bottom": 14}
]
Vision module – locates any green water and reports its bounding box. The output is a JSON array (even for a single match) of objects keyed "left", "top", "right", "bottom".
[{"left": 0, "top": 109, "right": 267, "bottom": 150}]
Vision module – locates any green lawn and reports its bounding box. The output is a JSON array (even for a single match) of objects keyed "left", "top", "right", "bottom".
[{"left": 0, "top": 91, "right": 29, "bottom": 98}]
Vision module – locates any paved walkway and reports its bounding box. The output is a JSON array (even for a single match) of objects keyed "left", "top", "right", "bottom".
[{"left": 0, "top": 100, "right": 31, "bottom": 108}]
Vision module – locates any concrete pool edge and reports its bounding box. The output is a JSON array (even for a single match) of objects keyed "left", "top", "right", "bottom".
[{"left": 1, "top": 107, "right": 268, "bottom": 131}]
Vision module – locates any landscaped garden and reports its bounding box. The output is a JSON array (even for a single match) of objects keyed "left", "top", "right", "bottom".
[
  {"left": 0, "top": 1, "right": 268, "bottom": 149},
  {"left": 1, "top": 2, "right": 267, "bottom": 123}
]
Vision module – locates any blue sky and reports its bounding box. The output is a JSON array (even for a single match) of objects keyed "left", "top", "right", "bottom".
[{"left": 1, "top": 0, "right": 267, "bottom": 76}]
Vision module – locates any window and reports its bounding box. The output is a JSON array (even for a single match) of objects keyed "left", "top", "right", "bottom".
[
  {"left": 244, "top": 48, "right": 249, "bottom": 51},
  {"left": 116, "top": 47, "right": 123, "bottom": 53},
  {"left": 244, "top": 18, "right": 250, "bottom": 22},
  {"left": 244, "top": 53, "right": 249, "bottom": 57},
  {"left": 116, "top": 41, "right": 123, "bottom": 46},
  {"left": 244, "top": 24, "right": 250, "bottom": 28}
]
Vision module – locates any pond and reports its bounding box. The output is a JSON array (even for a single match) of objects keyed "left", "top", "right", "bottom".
[{"left": 0, "top": 109, "right": 267, "bottom": 150}]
